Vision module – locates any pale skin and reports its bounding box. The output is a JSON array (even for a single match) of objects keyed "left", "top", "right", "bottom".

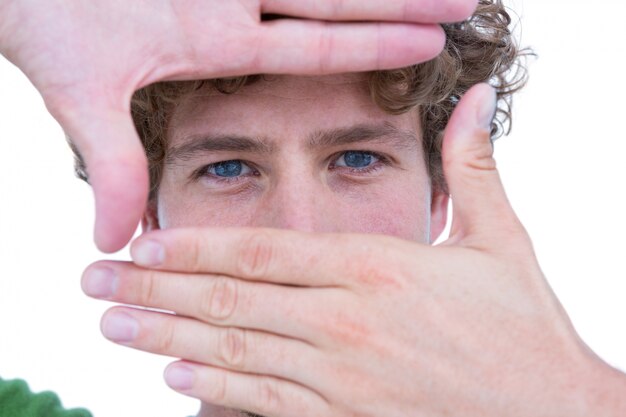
[
  {"left": 0, "top": 0, "right": 478, "bottom": 252},
  {"left": 5, "top": 1, "right": 624, "bottom": 415},
  {"left": 81, "top": 77, "right": 626, "bottom": 417},
  {"left": 152, "top": 74, "right": 448, "bottom": 240}
]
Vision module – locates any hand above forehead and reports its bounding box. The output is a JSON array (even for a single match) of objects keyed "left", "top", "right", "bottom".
[
  {"left": 0, "top": 0, "right": 478, "bottom": 252},
  {"left": 82, "top": 85, "right": 626, "bottom": 417}
]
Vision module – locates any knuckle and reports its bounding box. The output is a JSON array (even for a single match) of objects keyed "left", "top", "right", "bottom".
[
  {"left": 326, "top": 309, "right": 371, "bottom": 346},
  {"left": 139, "top": 271, "right": 159, "bottom": 306},
  {"left": 349, "top": 246, "right": 402, "bottom": 289},
  {"left": 376, "top": 22, "right": 384, "bottom": 70},
  {"left": 317, "top": 22, "right": 334, "bottom": 74},
  {"left": 443, "top": 134, "right": 497, "bottom": 173},
  {"left": 355, "top": 261, "right": 398, "bottom": 288},
  {"left": 217, "top": 327, "right": 247, "bottom": 369},
  {"left": 256, "top": 378, "right": 282, "bottom": 413},
  {"left": 237, "top": 232, "right": 274, "bottom": 278},
  {"left": 306, "top": 303, "right": 368, "bottom": 349},
  {"left": 466, "top": 133, "right": 497, "bottom": 172},
  {"left": 468, "top": 151, "right": 497, "bottom": 172},
  {"left": 199, "top": 277, "right": 239, "bottom": 321},
  {"left": 313, "top": 303, "right": 373, "bottom": 347},
  {"left": 207, "top": 371, "right": 229, "bottom": 403},
  {"left": 187, "top": 235, "right": 203, "bottom": 272},
  {"left": 457, "top": 0, "right": 480, "bottom": 20},
  {"left": 156, "top": 320, "right": 177, "bottom": 353}
]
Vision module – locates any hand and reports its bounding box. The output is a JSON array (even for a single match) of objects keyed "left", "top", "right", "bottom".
[
  {"left": 0, "top": 0, "right": 477, "bottom": 252},
  {"left": 81, "top": 84, "right": 624, "bottom": 417}
]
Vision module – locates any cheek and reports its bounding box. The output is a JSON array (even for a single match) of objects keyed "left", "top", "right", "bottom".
[
  {"left": 333, "top": 180, "right": 431, "bottom": 242},
  {"left": 155, "top": 169, "right": 432, "bottom": 240},
  {"left": 156, "top": 192, "right": 259, "bottom": 229}
]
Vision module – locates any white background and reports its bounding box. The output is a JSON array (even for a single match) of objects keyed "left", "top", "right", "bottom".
[{"left": 1, "top": 1, "right": 625, "bottom": 416}]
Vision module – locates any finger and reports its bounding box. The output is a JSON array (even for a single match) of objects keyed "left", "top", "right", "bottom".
[
  {"left": 163, "top": 360, "right": 330, "bottom": 417},
  {"left": 257, "top": 20, "right": 446, "bottom": 74},
  {"left": 440, "top": 83, "right": 526, "bottom": 247},
  {"left": 130, "top": 228, "right": 410, "bottom": 287},
  {"left": 100, "top": 306, "right": 320, "bottom": 386},
  {"left": 57, "top": 103, "right": 148, "bottom": 253},
  {"left": 82, "top": 261, "right": 340, "bottom": 341},
  {"left": 261, "top": 0, "right": 478, "bottom": 23}
]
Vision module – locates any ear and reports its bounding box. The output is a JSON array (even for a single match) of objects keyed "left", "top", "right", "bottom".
[
  {"left": 429, "top": 189, "right": 449, "bottom": 243},
  {"left": 141, "top": 200, "right": 161, "bottom": 233}
]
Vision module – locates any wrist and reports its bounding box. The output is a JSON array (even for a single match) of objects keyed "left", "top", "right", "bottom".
[
  {"left": 576, "top": 352, "right": 626, "bottom": 417},
  {"left": 506, "top": 336, "right": 626, "bottom": 417}
]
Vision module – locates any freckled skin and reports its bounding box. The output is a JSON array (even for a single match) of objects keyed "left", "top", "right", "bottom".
[
  {"left": 150, "top": 74, "right": 447, "bottom": 241},
  {"left": 144, "top": 73, "right": 449, "bottom": 417}
]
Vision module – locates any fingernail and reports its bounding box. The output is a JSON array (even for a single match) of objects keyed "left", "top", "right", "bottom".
[
  {"left": 132, "top": 239, "right": 164, "bottom": 267},
  {"left": 82, "top": 266, "right": 117, "bottom": 298},
  {"left": 102, "top": 312, "right": 139, "bottom": 342},
  {"left": 165, "top": 365, "right": 195, "bottom": 390},
  {"left": 477, "top": 85, "right": 497, "bottom": 130}
]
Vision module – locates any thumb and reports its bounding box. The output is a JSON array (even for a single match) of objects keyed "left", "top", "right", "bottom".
[
  {"left": 60, "top": 104, "right": 148, "bottom": 253},
  {"left": 441, "top": 83, "right": 524, "bottom": 247}
]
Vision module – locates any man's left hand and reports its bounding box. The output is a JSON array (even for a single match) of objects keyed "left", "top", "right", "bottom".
[{"left": 81, "top": 84, "right": 621, "bottom": 417}]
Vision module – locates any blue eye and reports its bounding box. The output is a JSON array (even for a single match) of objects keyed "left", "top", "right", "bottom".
[
  {"left": 335, "top": 151, "right": 378, "bottom": 169},
  {"left": 207, "top": 160, "right": 252, "bottom": 178}
]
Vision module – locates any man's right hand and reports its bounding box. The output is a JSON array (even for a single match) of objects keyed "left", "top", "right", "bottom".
[{"left": 0, "top": 0, "right": 477, "bottom": 252}]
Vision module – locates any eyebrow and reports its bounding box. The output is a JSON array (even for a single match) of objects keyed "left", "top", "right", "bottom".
[
  {"left": 166, "top": 122, "right": 418, "bottom": 165},
  {"left": 307, "top": 122, "right": 419, "bottom": 151},
  {"left": 166, "top": 135, "right": 274, "bottom": 164}
]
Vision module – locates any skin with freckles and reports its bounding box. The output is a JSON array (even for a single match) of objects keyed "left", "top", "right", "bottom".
[
  {"left": 144, "top": 73, "right": 448, "bottom": 417},
  {"left": 82, "top": 83, "right": 626, "bottom": 417},
  {"left": 147, "top": 74, "right": 448, "bottom": 242},
  {"left": 2, "top": 0, "right": 475, "bottom": 252}
]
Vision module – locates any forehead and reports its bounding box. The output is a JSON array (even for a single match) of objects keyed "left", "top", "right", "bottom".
[{"left": 167, "top": 73, "right": 421, "bottom": 147}]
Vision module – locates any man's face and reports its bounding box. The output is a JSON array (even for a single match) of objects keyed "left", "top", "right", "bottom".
[
  {"left": 143, "top": 74, "right": 448, "bottom": 416},
  {"left": 145, "top": 72, "right": 448, "bottom": 415},
  {"left": 146, "top": 73, "right": 448, "bottom": 244}
]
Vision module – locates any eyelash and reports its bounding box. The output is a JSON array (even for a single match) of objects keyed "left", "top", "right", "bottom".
[
  {"left": 328, "top": 151, "right": 389, "bottom": 175},
  {"left": 192, "top": 162, "right": 259, "bottom": 185},
  {"left": 193, "top": 151, "right": 390, "bottom": 184}
]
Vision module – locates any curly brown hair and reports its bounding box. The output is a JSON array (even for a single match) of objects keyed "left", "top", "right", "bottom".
[{"left": 72, "top": 0, "right": 530, "bottom": 200}]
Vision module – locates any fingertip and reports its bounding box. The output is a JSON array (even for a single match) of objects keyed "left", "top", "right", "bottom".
[
  {"left": 388, "top": 24, "right": 446, "bottom": 69},
  {"left": 444, "top": 0, "right": 479, "bottom": 23},
  {"left": 61, "top": 104, "right": 149, "bottom": 253},
  {"left": 130, "top": 238, "right": 165, "bottom": 267},
  {"left": 130, "top": 227, "right": 169, "bottom": 261},
  {"left": 440, "top": 83, "right": 500, "bottom": 201},
  {"left": 378, "top": 24, "right": 446, "bottom": 69},
  {"left": 164, "top": 362, "right": 196, "bottom": 391},
  {"left": 100, "top": 308, "right": 139, "bottom": 343},
  {"left": 99, "top": 305, "right": 121, "bottom": 336},
  {"left": 91, "top": 156, "right": 149, "bottom": 253},
  {"left": 81, "top": 262, "right": 117, "bottom": 299},
  {"left": 95, "top": 221, "right": 139, "bottom": 253},
  {"left": 473, "top": 84, "right": 497, "bottom": 130},
  {"left": 442, "top": 83, "right": 495, "bottom": 149},
  {"left": 441, "top": 83, "right": 517, "bottom": 243},
  {"left": 366, "top": 23, "right": 448, "bottom": 70},
  {"left": 93, "top": 191, "right": 146, "bottom": 253},
  {"left": 405, "top": 0, "right": 478, "bottom": 23}
]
